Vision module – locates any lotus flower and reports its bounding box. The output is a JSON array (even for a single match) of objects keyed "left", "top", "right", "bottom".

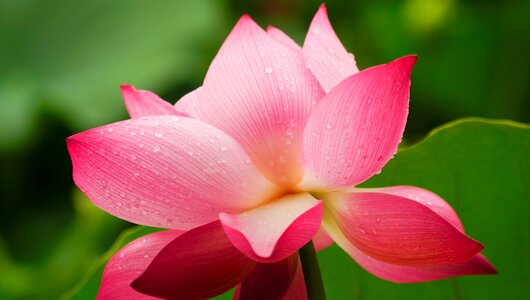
[{"left": 67, "top": 4, "right": 496, "bottom": 299}]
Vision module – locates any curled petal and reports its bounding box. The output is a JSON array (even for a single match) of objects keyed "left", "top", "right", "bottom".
[
  {"left": 234, "top": 254, "right": 299, "bottom": 300},
  {"left": 67, "top": 116, "right": 276, "bottom": 230},
  {"left": 303, "top": 4, "right": 359, "bottom": 91},
  {"left": 132, "top": 221, "right": 256, "bottom": 299},
  {"left": 220, "top": 193, "right": 323, "bottom": 263},
  {"left": 187, "top": 15, "right": 325, "bottom": 187},
  {"left": 300, "top": 56, "right": 416, "bottom": 190},
  {"left": 97, "top": 230, "right": 183, "bottom": 300},
  {"left": 325, "top": 219, "right": 496, "bottom": 283},
  {"left": 121, "top": 85, "right": 187, "bottom": 118},
  {"left": 328, "top": 192, "right": 483, "bottom": 266}
]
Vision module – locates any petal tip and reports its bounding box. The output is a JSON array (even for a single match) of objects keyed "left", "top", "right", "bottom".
[{"left": 317, "top": 3, "right": 328, "bottom": 15}]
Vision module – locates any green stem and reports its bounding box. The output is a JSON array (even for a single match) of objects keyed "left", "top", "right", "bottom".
[{"left": 299, "top": 241, "right": 326, "bottom": 300}]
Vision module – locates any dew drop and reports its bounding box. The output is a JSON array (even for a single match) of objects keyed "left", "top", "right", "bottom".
[
  {"left": 153, "top": 146, "right": 160, "bottom": 153},
  {"left": 265, "top": 67, "right": 273, "bottom": 74},
  {"left": 154, "top": 132, "right": 163, "bottom": 138}
]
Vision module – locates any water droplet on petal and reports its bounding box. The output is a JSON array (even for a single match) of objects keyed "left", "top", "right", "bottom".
[
  {"left": 265, "top": 67, "right": 273, "bottom": 74},
  {"left": 154, "top": 132, "right": 163, "bottom": 138}
]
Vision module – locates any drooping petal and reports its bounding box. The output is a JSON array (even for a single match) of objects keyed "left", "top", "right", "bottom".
[
  {"left": 282, "top": 260, "right": 308, "bottom": 300},
  {"left": 324, "top": 218, "right": 497, "bottom": 283},
  {"left": 313, "top": 226, "right": 334, "bottom": 251},
  {"left": 219, "top": 193, "right": 323, "bottom": 263},
  {"left": 267, "top": 25, "right": 301, "bottom": 51},
  {"left": 97, "top": 230, "right": 183, "bottom": 300},
  {"left": 360, "top": 186, "right": 464, "bottom": 231},
  {"left": 328, "top": 192, "right": 483, "bottom": 266},
  {"left": 121, "top": 85, "right": 187, "bottom": 118},
  {"left": 299, "top": 56, "right": 416, "bottom": 190},
  {"left": 187, "top": 15, "right": 325, "bottom": 187},
  {"left": 234, "top": 254, "right": 299, "bottom": 300},
  {"left": 132, "top": 221, "right": 256, "bottom": 299},
  {"left": 67, "top": 116, "right": 276, "bottom": 230},
  {"left": 173, "top": 86, "right": 202, "bottom": 116},
  {"left": 303, "top": 4, "right": 359, "bottom": 92}
]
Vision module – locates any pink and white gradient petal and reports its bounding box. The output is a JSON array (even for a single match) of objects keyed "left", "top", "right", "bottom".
[
  {"left": 219, "top": 193, "right": 323, "bottom": 263},
  {"left": 97, "top": 230, "right": 183, "bottom": 300},
  {"left": 121, "top": 85, "right": 187, "bottom": 118},
  {"left": 233, "top": 254, "right": 299, "bottom": 300},
  {"left": 325, "top": 219, "right": 496, "bottom": 283},
  {"left": 360, "top": 186, "right": 464, "bottom": 231},
  {"left": 313, "top": 226, "right": 334, "bottom": 251},
  {"left": 187, "top": 15, "right": 325, "bottom": 187},
  {"left": 132, "top": 221, "right": 256, "bottom": 299},
  {"left": 303, "top": 4, "right": 359, "bottom": 92},
  {"left": 328, "top": 192, "right": 483, "bottom": 266},
  {"left": 300, "top": 56, "right": 416, "bottom": 190},
  {"left": 67, "top": 116, "right": 276, "bottom": 230},
  {"left": 267, "top": 25, "right": 302, "bottom": 51},
  {"left": 173, "top": 86, "right": 203, "bottom": 117}
]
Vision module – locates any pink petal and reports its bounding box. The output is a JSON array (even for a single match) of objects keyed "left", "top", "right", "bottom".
[
  {"left": 219, "top": 193, "right": 323, "bottom": 263},
  {"left": 121, "top": 85, "right": 187, "bottom": 118},
  {"left": 329, "top": 191, "right": 483, "bottom": 266},
  {"left": 234, "top": 254, "right": 299, "bottom": 300},
  {"left": 282, "top": 260, "right": 308, "bottom": 300},
  {"left": 173, "top": 86, "right": 202, "bottom": 116},
  {"left": 313, "top": 226, "right": 334, "bottom": 251},
  {"left": 325, "top": 220, "right": 497, "bottom": 283},
  {"left": 300, "top": 56, "right": 416, "bottom": 190},
  {"left": 186, "top": 15, "right": 325, "bottom": 187},
  {"left": 303, "top": 4, "right": 359, "bottom": 92},
  {"left": 67, "top": 116, "right": 276, "bottom": 230},
  {"left": 267, "top": 25, "right": 301, "bottom": 51},
  {"left": 132, "top": 221, "right": 256, "bottom": 299},
  {"left": 97, "top": 230, "right": 183, "bottom": 300},
  {"left": 362, "top": 186, "right": 464, "bottom": 231}
]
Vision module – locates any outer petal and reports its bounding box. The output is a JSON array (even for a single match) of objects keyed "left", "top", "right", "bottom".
[
  {"left": 328, "top": 192, "right": 483, "bottom": 266},
  {"left": 97, "top": 230, "right": 183, "bottom": 300},
  {"left": 299, "top": 56, "right": 416, "bottom": 190},
  {"left": 267, "top": 25, "right": 301, "bottom": 51},
  {"left": 121, "top": 85, "right": 187, "bottom": 118},
  {"left": 282, "top": 261, "right": 308, "bottom": 300},
  {"left": 303, "top": 4, "right": 359, "bottom": 92},
  {"left": 313, "top": 226, "right": 334, "bottom": 251},
  {"left": 324, "top": 219, "right": 497, "bottom": 283},
  {"left": 187, "top": 16, "right": 325, "bottom": 187},
  {"left": 219, "top": 193, "right": 323, "bottom": 263},
  {"left": 173, "top": 86, "right": 202, "bottom": 116},
  {"left": 132, "top": 221, "right": 256, "bottom": 299},
  {"left": 67, "top": 116, "right": 276, "bottom": 230},
  {"left": 234, "top": 254, "right": 299, "bottom": 300},
  {"left": 360, "top": 186, "right": 464, "bottom": 231}
]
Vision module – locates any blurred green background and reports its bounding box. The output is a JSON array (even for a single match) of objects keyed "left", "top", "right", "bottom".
[{"left": 0, "top": 0, "right": 528, "bottom": 299}]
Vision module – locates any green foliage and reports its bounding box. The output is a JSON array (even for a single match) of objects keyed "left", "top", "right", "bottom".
[
  {"left": 0, "top": 0, "right": 226, "bottom": 151},
  {"left": 320, "top": 119, "right": 529, "bottom": 299},
  {"left": 65, "top": 119, "right": 530, "bottom": 299}
]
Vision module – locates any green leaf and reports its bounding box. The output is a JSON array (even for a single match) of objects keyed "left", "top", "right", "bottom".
[
  {"left": 0, "top": 0, "right": 227, "bottom": 151},
  {"left": 63, "top": 226, "right": 161, "bottom": 300},
  {"left": 319, "top": 118, "right": 529, "bottom": 299}
]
